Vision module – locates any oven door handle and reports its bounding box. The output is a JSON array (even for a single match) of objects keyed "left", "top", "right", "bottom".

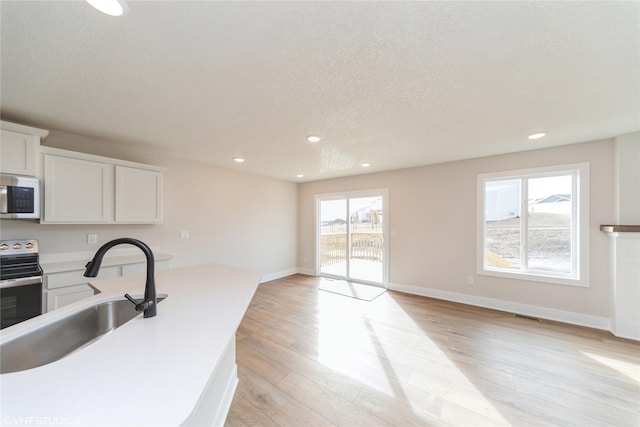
[{"left": 0, "top": 276, "right": 42, "bottom": 289}]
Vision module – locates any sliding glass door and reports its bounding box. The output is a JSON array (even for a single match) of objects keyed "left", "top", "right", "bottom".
[
  {"left": 317, "top": 190, "right": 387, "bottom": 286},
  {"left": 319, "top": 199, "right": 348, "bottom": 278}
]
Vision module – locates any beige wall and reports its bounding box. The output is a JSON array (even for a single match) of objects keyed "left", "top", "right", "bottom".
[
  {"left": 0, "top": 126, "right": 626, "bottom": 324},
  {"left": 0, "top": 130, "right": 298, "bottom": 277},
  {"left": 614, "top": 132, "right": 640, "bottom": 224},
  {"left": 298, "top": 139, "right": 615, "bottom": 320}
]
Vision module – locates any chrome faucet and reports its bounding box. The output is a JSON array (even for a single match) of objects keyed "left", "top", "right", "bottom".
[{"left": 84, "top": 238, "right": 157, "bottom": 318}]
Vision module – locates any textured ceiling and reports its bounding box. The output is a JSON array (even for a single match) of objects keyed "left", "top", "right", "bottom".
[{"left": 1, "top": 1, "right": 638, "bottom": 182}]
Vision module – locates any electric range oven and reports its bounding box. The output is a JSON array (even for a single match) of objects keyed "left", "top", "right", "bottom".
[{"left": 0, "top": 239, "right": 43, "bottom": 329}]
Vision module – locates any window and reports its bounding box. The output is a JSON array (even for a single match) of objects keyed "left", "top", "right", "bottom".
[{"left": 477, "top": 163, "right": 589, "bottom": 286}]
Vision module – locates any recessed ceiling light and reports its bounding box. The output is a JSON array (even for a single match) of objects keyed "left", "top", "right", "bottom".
[
  {"left": 233, "top": 157, "right": 245, "bottom": 163},
  {"left": 86, "top": 0, "right": 124, "bottom": 16},
  {"left": 361, "top": 162, "right": 371, "bottom": 168},
  {"left": 528, "top": 132, "right": 547, "bottom": 140},
  {"left": 296, "top": 174, "right": 304, "bottom": 178},
  {"left": 307, "top": 135, "right": 321, "bottom": 143}
]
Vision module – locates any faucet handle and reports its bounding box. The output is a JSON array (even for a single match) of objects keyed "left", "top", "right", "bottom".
[
  {"left": 124, "top": 293, "right": 140, "bottom": 306},
  {"left": 124, "top": 293, "right": 154, "bottom": 312}
]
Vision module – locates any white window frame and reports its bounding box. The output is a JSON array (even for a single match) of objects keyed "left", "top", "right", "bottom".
[{"left": 476, "top": 163, "right": 590, "bottom": 287}]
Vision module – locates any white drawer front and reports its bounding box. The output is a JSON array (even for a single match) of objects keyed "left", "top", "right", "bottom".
[
  {"left": 122, "top": 259, "right": 172, "bottom": 276},
  {"left": 46, "top": 266, "right": 119, "bottom": 289}
]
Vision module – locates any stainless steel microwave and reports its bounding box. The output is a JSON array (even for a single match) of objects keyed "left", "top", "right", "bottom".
[{"left": 0, "top": 174, "right": 40, "bottom": 220}]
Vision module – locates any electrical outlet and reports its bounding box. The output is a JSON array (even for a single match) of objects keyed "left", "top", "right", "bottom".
[
  {"left": 87, "top": 234, "right": 98, "bottom": 244},
  {"left": 180, "top": 231, "right": 190, "bottom": 239},
  {"left": 467, "top": 276, "right": 474, "bottom": 285}
]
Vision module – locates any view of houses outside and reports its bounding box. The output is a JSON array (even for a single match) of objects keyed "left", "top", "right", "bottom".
[{"left": 484, "top": 175, "right": 573, "bottom": 274}]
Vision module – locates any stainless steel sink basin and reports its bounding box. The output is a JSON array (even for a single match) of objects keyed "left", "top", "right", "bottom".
[{"left": 0, "top": 296, "right": 166, "bottom": 374}]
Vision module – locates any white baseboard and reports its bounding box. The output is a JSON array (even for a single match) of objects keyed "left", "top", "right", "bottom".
[
  {"left": 389, "top": 282, "right": 611, "bottom": 332},
  {"left": 260, "top": 268, "right": 300, "bottom": 283},
  {"left": 268, "top": 270, "right": 615, "bottom": 335},
  {"left": 612, "top": 319, "right": 640, "bottom": 341},
  {"left": 260, "top": 267, "right": 317, "bottom": 283},
  {"left": 296, "top": 267, "right": 315, "bottom": 276}
]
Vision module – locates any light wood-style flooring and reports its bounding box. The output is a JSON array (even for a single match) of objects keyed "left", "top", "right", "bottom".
[{"left": 225, "top": 274, "right": 640, "bottom": 426}]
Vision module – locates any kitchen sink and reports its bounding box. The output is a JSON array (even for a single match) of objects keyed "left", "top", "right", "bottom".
[{"left": 0, "top": 296, "right": 166, "bottom": 374}]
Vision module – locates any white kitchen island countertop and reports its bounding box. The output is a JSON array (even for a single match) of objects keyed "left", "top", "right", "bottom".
[{"left": 0, "top": 263, "right": 262, "bottom": 426}]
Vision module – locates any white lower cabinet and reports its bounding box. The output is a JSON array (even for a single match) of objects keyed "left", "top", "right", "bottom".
[
  {"left": 121, "top": 259, "right": 172, "bottom": 275},
  {"left": 44, "top": 266, "right": 119, "bottom": 312},
  {"left": 46, "top": 285, "right": 97, "bottom": 312},
  {"left": 44, "top": 258, "right": 171, "bottom": 312}
]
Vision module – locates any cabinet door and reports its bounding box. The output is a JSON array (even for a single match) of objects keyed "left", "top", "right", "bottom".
[
  {"left": 0, "top": 129, "right": 38, "bottom": 176},
  {"left": 122, "top": 259, "right": 172, "bottom": 276},
  {"left": 46, "top": 284, "right": 96, "bottom": 312},
  {"left": 115, "top": 166, "right": 163, "bottom": 223},
  {"left": 43, "top": 154, "right": 113, "bottom": 223}
]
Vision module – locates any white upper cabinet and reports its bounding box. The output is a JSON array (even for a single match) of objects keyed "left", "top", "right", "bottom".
[
  {"left": 43, "top": 154, "right": 113, "bottom": 223},
  {"left": 41, "top": 147, "right": 164, "bottom": 224},
  {"left": 115, "top": 166, "right": 163, "bottom": 223},
  {"left": 0, "top": 121, "right": 49, "bottom": 176}
]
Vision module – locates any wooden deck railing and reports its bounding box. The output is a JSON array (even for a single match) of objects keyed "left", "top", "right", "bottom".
[{"left": 320, "top": 233, "right": 383, "bottom": 267}]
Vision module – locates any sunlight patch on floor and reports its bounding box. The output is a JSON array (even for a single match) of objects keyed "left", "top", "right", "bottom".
[
  {"left": 321, "top": 260, "right": 382, "bottom": 283},
  {"left": 316, "top": 292, "right": 510, "bottom": 425},
  {"left": 582, "top": 351, "right": 640, "bottom": 383}
]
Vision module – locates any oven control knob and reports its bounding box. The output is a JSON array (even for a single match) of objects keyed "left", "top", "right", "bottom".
[
  {"left": 0, "top": 244, "right": 8, "bottom": 251},
  {"left": 12, "top": 243, "right": 22, "bottom": 249},
  {"left": 25, "top": 242, "right": 34, "bottom": 249}
]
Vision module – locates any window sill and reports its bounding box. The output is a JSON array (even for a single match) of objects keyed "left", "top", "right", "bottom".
[{"left": 478, "top": 268, "right": 589, "bottom": 288}]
